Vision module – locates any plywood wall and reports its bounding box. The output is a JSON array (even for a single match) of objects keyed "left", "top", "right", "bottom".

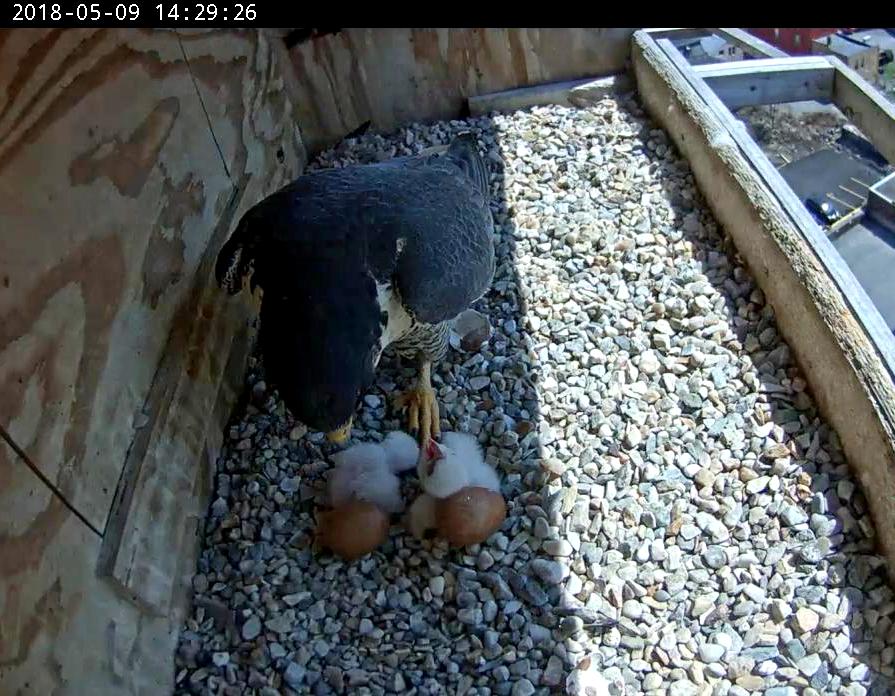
[
  {"left": 0, "top": 28, "right": 305, "bottom": 694},
  {"left": 290, "top": 27, "right": 636, "bottom": 153}
]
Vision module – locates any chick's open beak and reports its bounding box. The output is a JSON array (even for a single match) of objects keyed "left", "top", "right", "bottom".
[
  {"left": 423, "top": 439, "right": 443, "bottom": 476},
  {"left": 326, "top": 418, "right": 353, "bottom": 444}
]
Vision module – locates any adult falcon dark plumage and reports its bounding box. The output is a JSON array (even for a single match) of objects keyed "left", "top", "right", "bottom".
[{"left": 215, "top": 132, "right": 495, "bottom": 446}]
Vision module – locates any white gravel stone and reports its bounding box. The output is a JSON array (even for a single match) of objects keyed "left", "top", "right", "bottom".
[
  {"left": 699, "top": 643, "right": 726, "bottom": 663},
  {"left": 794, "top": 607, "right": 820, "bottom": 634},
  {"left": 622, "top": 599, "right": 644, "bottom": 620},
  {"left": 639, "top": 350, "right": 661, "bottom": 375},
  {"left": 625, "top": 423, "right": 643, "bottom": 448}
]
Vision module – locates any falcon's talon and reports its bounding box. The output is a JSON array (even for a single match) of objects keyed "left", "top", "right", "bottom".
[
  {"left": 395, "top": 383, "right": 440, "bottom": 446},
  {"left": 395, "top": 358, "right": 440, "bottom": 446},
  {"left": 326, "top": 418, "right": 353, "bottom": 444}
]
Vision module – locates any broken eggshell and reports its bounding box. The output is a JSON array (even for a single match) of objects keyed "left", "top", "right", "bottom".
[{"left": 449, "top": 309, "right": 491, "bottom": 353}]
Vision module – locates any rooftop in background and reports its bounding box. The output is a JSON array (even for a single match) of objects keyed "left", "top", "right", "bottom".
[
  {"left": 831, "top": 219, "right": 895, "bottom": 335},
  {"left": 747, "top": 28, "right": 848, "bottom": 56},
  {"left": 779, "top": 147, "right": 887, "bottom": 219},
  {"left": 842, "top": 28, "right": 895, "bottom": 52},
  {"left": 868, "top": 171, "right": 895, "bottom": 229},
  {"left": 779, "top": 146, "right": 895, "bottom": 334},
  {"left": 831, "top": 174, "right": 895, "bottom": 335},
  {"left": 812, "top": 33, "right": 875, "bottom": 58}
]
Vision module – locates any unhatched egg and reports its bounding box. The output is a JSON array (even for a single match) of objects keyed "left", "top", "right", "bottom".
[
  {"left": 315, "top": 498, "right": 390, "bottom": 560},
  {"left": 435, "top": 487, "right": 506, "bottom": 547}
]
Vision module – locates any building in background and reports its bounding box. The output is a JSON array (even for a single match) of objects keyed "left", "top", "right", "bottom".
[
  {"left": 672, "top": 34, "right": 743, "bottom": 65},
  {"left": 842, "top": 29, "right": 895, "bottom": 71},
  {"left": 812, "top": 33, "right": 880, "bottom": 83}
]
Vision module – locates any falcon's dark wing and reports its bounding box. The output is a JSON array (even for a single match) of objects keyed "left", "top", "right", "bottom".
[
  {"left": 216, "top": 133, "right": 495, "bottom": 325},
  {"left": 391, "top": 134, "right": 495, "bottom": 324}
]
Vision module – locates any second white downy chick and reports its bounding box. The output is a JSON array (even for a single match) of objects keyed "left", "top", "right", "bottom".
[
  {"left": 328, "top": 442, "right": 404, "bottom": 514},
  {"left": 417, "top": 431, "right": 500, "bottom": 499},
  {"left": 381, "top": 431, "right": 420, "bottom": 474}
]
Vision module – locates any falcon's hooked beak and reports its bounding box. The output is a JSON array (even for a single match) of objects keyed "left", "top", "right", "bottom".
[{"left": 326, "top": 417, "right": 353, "bottom": 444}]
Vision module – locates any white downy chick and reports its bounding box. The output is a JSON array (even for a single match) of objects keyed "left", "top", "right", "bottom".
[
  {"left": 417, "top": 431, "right": 501, "bottom": 499},
  {"left": 381, "top": 431, "right": 420, "bottom": 473},
  {"left": 441, "top": 432, "right": 500, "bottom": 492},
  {"left": 417, "top": 437, "right": 469, "bottom": 498},
  {"left": 328, "top": 442, "right": 404, "bottom": 513}
]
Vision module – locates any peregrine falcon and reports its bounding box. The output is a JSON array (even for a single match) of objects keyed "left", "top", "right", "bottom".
[{"left": 215, "top": 133, "right": 495, "bottom": 446}]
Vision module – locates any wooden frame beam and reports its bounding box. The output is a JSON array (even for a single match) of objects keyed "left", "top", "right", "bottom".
[
  {"left": 468, "top": 78, "right": 596, "bottom": 115},
  {"left": 643, "top": 27, "right": 787, "bottom": 58},
  {"left": 715, "top": 27, "right": 788, "bottom": 59},
  {"left": 829, "top": 56, "right": 895, "bottom": 165},
  {"left": 646, "top": 33, "right": 895, "bottom": 162},
  {"left": 651, "top": 35, "right": 895, "bottom": 382},
  {"left": 632, "top": 29, "right": 895, "bottom": 575},
  {"left": 693, "top": 56, "right": 835, "bottom": 108}
]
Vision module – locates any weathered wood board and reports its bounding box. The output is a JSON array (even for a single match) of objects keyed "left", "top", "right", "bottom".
[
  {"left": 289, "top": 28, "right": 636, "bottom": 153},
  {"left": 0, "top": 473, "right": 182, "bottom": 694},
  {"left": 468, "top": 73, "right": 634, "bottom": 116},
  {"left": 0, "top": 28, "right": 304, "bottom": 693},
  {"left": 97, "top": 27, "right": 305, "bottom": 618}
]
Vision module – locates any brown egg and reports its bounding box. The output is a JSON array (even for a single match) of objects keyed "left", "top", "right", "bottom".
[
  {"left": 315, "top": 498, "right": 390, "bottom": 561},
  {"left": 435, "top": 487, "right": 506, "bottom": 547}
]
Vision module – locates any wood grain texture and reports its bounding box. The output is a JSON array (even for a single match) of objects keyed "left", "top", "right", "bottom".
[
  {"left": 633, "top": 31, "right": 895, "bottom": 574},
  {"left": 0, "top": 28, "right": 231, "bottom": 533},
  {"left": 97, "top": 28, "right": 305, "bottom": 616},
  {"left": 0, "top": 469, "right": 178, "bottom": 695},
  {"left": 289, "top": 28, "right": 636, "bottom": 153},
  {"left": 0, "top": 28, "right": 305, "bottom": 693}
]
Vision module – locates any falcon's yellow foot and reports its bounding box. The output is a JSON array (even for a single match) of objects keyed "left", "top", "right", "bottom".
[
  {"left": 326, "top": 417, "right": 353, "bottom": 445},
  {"left": 394, "top": 377, "right": 440, "bottom": 446}
]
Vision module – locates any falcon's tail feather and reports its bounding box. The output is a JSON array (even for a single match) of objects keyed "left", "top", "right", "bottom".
[
  {"left": 446, "top": 132, "right": 490, "bottom": 203},
  {"left": 215, "top": 211, "right": 260, "bottom": 295}
]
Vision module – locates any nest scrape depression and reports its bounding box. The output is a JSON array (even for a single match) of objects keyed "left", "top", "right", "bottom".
[{"left": 175, "top": 93, "right": 895, "bottom": 696}]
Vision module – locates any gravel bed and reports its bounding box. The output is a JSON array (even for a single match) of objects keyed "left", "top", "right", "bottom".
[{"left": 175, "top": 93, "right": 894, "bottom": 696}]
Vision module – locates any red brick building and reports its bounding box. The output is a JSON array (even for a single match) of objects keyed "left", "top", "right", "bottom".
[{"left": 747, "top": 28, "right": 853, "bottom": 55}]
